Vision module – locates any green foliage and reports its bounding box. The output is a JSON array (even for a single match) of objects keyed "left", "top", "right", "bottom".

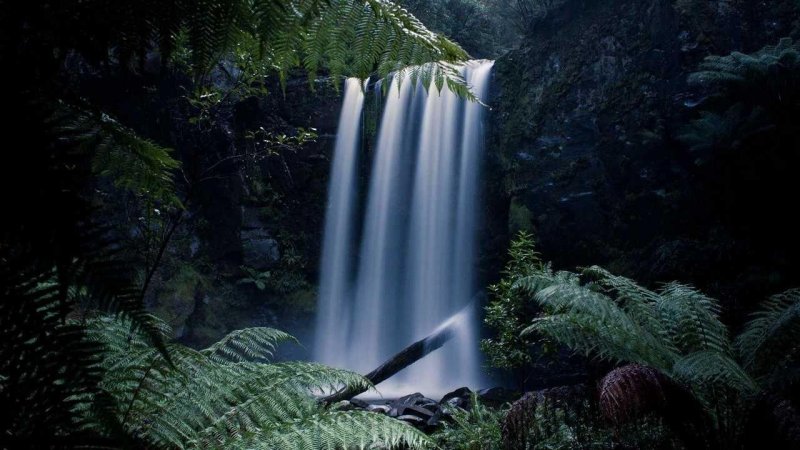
[
  {"left": 10, "top": 0, "right": 473, "bottom": 95},
  {"left": 1, "top": 1, "right": 473, "bottom": 446},
  {"left": 77, "top": 109, "right": 183, "bottom": 210},
  {"left": 81, "top": 314, "right": 432, "bottom": 449},
  {"left": 149, "top": 263, "right": 209, "bottom": 330},
  {"left": 679, "top": 38, "right": 800, "bottom": 161},
  {"left": 518, "top": 266, "right": 758, "bottom": 396},
  {"left": 482, "top": 231, "right": 545, "bottom": 377},
  {"left": 433, "top": 395, "right": 507, "bottom": 450},
  {"left": 238, "top": 244, "right": 313, "bottom": 295},
  {"left": 0, "top": 267, "right": 109, "bottom": 441},
  {"left": 508, "top": 197, "right": 535, "bottom": 234},
  {"left": 735, "top": 289, "right": 800, "bottom": 391},
  {"left": 522, "top": 400, "right": 606, "bottom": 449},
  {"left": 677, "top": 104, "right": 772, "bottom": 163},
  {"left": 0, "top": 250, "right": 173, "bottom": 445},
  {"left": 398, "top": 0, "right": 514, "bottom": 58},
  {"left": 238, "top": 266, "right": 274, "bottom": 291},
  {"left": 203, "top": 326, "right": 297, "bottom": 363},
  {"left": 513, "top": 263, "right": 800, "bottom": 446},
  {"left": 688, "top": 38, "right": 800, "bottom": 102},
  {"left": 525, "top": 403, "right": 679, "bottom": 450}
]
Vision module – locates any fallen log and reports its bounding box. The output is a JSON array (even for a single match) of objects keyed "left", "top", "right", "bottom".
[{"left": 320, "top": 319, "right": 457, "bottom": 404}]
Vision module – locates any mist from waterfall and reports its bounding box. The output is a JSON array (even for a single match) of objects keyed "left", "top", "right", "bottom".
[{"left": 314, "top": 61, "right": 494, "bottom": 398}]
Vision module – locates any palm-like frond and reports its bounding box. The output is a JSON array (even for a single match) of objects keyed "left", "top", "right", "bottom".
[
  {"left": 518, "top": 268, "right": 678, "bottom": 372},
  {"left": 517, "top": 265, "right": 767, "bottom": 402},
  {"left": 202, "top": 327, "right": 298, "bottom": 363},
  {"left": 680, "top": 38, "right": 800, "bottom": 156},
  {"left": 674, "top": 351, "right": 758, "bottom": 395},
  {"left": 39, "top": 0, "right": 473, "bottom": 97},
  {"left": 80, "top": 315, "right": 429, "bottom": 449},
  {"left": 247, "top": 410, "right": 431, "bottom": 450},
  {"left": 735, "top": 289, "right": 800, "bottom": 386},
  {"left": 74, "top": 109, "right": 183, "bottom": 210},
  {"left": 284, "top": 0, "right": 474, "bottom": 98},
  {"left": 688, "top": 38, "right": 800, "bottom": 99},
  {"left": 0, "top": 264, "right": 114, "bottom": 442}
]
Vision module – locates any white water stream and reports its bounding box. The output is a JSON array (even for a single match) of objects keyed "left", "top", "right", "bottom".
[{"left": 315, "top": 61, "right": 494, "bottom": 397}]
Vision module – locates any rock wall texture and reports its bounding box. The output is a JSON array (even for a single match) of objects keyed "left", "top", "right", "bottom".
[
  {"left": 486, "top": 0, "right": 800, "bottom": 321},
  {"left": 76, "top": 66, "right": 343, "bottom": 355}
]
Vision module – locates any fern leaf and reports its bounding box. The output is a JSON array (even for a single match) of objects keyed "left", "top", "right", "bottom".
[
  {"left": 735, "top": 289, "right": 800, "bottom": 380},
  {"left": 202, "top": 327, "right": 298, "bottom": 363}
]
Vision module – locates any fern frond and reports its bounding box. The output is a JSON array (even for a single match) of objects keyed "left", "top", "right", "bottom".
[
  {"left": 60, "top": 106, "right": 182, "bottom": 209},
  {"left": 293, "top": 0, "right": 473, "bottom": 99},
  {"left": 202, "top": 327, "right": 298, "bottom": 363},
  {"left": 657, "top": 283, "right": 731, "bottom": 356},
  {"left": 77, "top": 315, "right": 417, "bottom": 449},
  {"left": 735, "top": 289, "right": 800, "bottom": 381},
  {"left": 252, "top": 410, "right": 433, "bottom": 450},
  {"left": 674, "top": 351, "right": 759, "bottom": 395},
  {"left": 0, "top": 264, "right": 111, "bottom": 439},
  {"left": 519, "top": 269, "right": 677, "bottom": 371}
]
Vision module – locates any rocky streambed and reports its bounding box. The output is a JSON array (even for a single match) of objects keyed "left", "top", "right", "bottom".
[{"left": 336, "top": 387, "right": 517, "bottom": 431}]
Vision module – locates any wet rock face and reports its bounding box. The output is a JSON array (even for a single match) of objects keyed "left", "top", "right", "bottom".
[
  {"left": 488, "top": 0, "right": 687, "bottom": 271},
  {"left": 487, "top": 0, "right": 800, "bottom": 304}
]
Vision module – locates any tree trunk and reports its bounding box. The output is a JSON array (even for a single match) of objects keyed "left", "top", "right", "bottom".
[{"left": 320, "top": 321, "right": 456, "bottom": 403}]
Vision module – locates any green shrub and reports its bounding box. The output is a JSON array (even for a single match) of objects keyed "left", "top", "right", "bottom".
[
  {"left": 482, "top": 231, "right": 550, "bottom": 388},
  {"left": 434, "top": 395, "right": 507, "bottom": 450}
]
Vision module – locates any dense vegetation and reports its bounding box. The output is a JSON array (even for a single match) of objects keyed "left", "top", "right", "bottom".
[
  {"left": 0, "top": 0, "right": 472, "bottom": 447},
  {"left": 478, "top": 233, "right": 800, "bottom": 449},
  {"left": 475, "top": 31, "right": 800, "bottom": 449},
  {"left": 3, "top": 0, "right": 800, "bottom": 448}
]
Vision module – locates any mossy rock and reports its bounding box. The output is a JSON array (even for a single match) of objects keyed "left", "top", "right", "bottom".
[{"left": 149, "top": 264, "right": 210, "bottom": 338}]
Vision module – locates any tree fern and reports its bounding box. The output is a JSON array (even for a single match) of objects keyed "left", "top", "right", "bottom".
[
  {"left": 202, "top": 327, "right": 298, "bottom": 363},
  {"left": 518, "top": 267, "right": 678, "bottom": 372},
  {"left": 673, "top": 351, "right": 758, "bottom": 395},
  {"left": 515, "top": 261, "right": 800, "bottom": 446},
  {"left": 518, "top": 265, "right": 800, "bottom": 398},
  {"left": 735, "top": 289, "right": 800, "bottom": 388},
  {"left": 688, "top": 38, "right": 800, "bottom": 101},
  {"left": 680, "top": 38, "right": 800, "bottom": 157},
  {"left": 80, "top": 315, "right": 431, "bottom": 449}
]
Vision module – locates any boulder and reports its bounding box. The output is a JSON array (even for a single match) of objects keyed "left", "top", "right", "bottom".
[
  {"left": 426, "top": 409, "right": 443, "bottom": 428},
  {"left": 388, "top": 393, "right": 439, "bottom": 418},
  {"left": 395, "top": 405, "right": 437, "bottom": 421},
  {"left": 394, "top": 392, "right": 426, "bottom": 406},
  {"left": 477, "top": 387, "right": 519, "bottom": 407},
  {"left": 441, "top": 386, "right": 473, "bottom": 409}
]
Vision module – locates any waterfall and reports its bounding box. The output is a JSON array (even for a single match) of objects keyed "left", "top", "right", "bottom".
[
  {"left": 313, "top": 78, "right": 365, "bottom": 365},
  {"left": 315, "top": 61, "right": 494, "bottom": 397}
]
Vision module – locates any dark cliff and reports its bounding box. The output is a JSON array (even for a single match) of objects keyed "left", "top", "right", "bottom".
[{"left": 486, "top": 0, "right": 800, "bottom": 322}]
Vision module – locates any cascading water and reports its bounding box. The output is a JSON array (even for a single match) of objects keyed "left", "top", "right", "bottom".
[
  {"left": 314, "top": 61, "right": 495, "bottom": 397},
  {"left": 313, "top": 78, "right": 365, "bottom": 364}
]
